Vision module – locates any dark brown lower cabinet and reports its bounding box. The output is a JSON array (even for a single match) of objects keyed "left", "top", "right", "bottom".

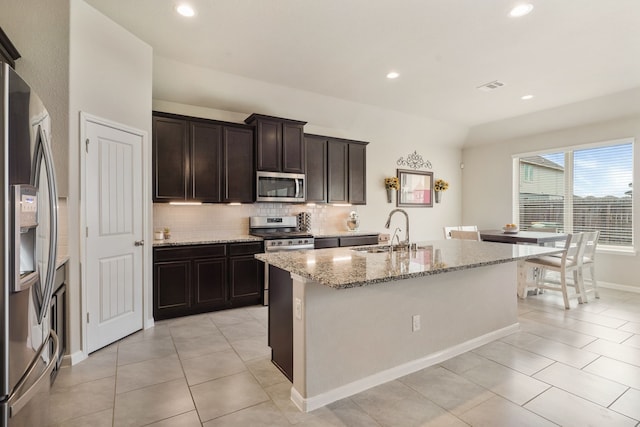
[
  {"left": 268, "top": 265, "right": 293, "bottom": 381},
  {"left": 314, "top": 234, "right": 379, "bottom": 249},
  {"left": 153, "top": 242, "right": 263, "bottom": 320}
]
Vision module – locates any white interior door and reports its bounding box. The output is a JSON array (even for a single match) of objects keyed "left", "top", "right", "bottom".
[{"left": 85, "top": 119, "right": 143, "bottom": 353}]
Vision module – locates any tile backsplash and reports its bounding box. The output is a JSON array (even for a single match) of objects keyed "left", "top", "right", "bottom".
[{"left": 153, "top": 203, "right": 358, "bottom": 235}]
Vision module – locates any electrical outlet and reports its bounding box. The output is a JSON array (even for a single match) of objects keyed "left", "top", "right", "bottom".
[
  {"left": 412, "top": 314, "right": 421, "bottom": 332},
  {"left": 295, "top": 298, "right": 302, "bottom": 320}
]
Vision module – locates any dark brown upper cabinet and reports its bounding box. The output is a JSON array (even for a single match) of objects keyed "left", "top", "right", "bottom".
[
  {"left": 304, "top": 135, "right": 328, "bottom": 203},
  {"left": 153, "top": 112, "right": 254, "bottom": 203},
  {"left": 307, "top": 134, "right": 368, "bottom": 205},
  {"left": 245, "top": 114, "right": 307, "bottom": 173}
]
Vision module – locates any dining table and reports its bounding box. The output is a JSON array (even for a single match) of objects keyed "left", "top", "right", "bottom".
[{"left": 480, "top": 229, "right": 568, "bottom": 246}]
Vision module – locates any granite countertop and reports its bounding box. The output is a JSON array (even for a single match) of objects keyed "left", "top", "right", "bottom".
[
  {"left": 153, "top": 232, "right": 262, "bottom": 247},
  {"left": 313, "top": 230, "right": 380, "bottom": 238},
  {"left": 255, "top": 239, "right": 563, "bottom": 289}
]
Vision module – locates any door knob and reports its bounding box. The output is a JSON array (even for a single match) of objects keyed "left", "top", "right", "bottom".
[{"left": 134, "top": 240, "right": 144, "bottom": 246}]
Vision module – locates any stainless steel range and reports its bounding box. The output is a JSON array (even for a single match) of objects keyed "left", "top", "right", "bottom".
[
  {"left": 249, "top": 216, "right": 314, "bottom": 305},
  {"left": 249, "top": 216, "right": 314, "bottom": 252}
]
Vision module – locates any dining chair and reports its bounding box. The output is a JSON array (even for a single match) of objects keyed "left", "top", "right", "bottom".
[
  {"left": 518, "top": 233, "right": 586, "bottom": 309},
  {"left": 580, "top": 230, "right": 600, "bottom": 301},
  {"left": 444, "top": 225, "right": 478, "bottom": 239},
  {"left": 449, "top": 230, "right": 481, "bottom": 241}
]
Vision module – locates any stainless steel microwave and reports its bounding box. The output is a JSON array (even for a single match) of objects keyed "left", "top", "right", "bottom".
[{"left": 256, "top": 171, "right": 305, "bottom": 203}]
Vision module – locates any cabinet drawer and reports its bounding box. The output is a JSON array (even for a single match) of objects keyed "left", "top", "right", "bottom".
[
  {"left": 228, "top": 242, "right": 264, "bottom": 256},
  {"left": 154, "top": 244, "right": 227, "bottom": 261},
  {"left": 339, "top": 235, "right": 379, "bottom": 247},
  {"left": 314, "top": 237, "right": 339, "bottom": 249}
]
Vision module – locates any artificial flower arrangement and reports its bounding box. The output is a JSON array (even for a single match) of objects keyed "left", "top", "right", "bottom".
[
  {"left": 434, "top": 179, "right": 449, "bottom": 192},
  {"left": 384, "top": 177, "right": 399, "bottom": 190}
]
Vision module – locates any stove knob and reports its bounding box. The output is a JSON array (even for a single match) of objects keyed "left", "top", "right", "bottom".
[
  {"left": 298, "top": 240, "right": 303, "bottom": 244},
  {"left": 277, "top": 241, "right": 283, "bottom": 245},
  {"left": 288, "top": 241, "right": 293, "bottom": 245}
]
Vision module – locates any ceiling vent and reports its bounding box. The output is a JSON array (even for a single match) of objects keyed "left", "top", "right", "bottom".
[{"left": 477, "top": 80, "right": 506, "bottom": 92}]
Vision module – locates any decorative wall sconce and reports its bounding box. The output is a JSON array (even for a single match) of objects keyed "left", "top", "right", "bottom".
[{"left": 396, "top": 151, "right": 432, "bottom": 170}]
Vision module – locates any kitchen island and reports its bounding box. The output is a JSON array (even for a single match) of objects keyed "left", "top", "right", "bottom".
[{"left": 256, "top": 239, "right": 562, "bottom": 412}]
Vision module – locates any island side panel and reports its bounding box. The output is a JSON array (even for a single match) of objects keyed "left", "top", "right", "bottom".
[
  {"left": 292, "top": 262, "right": 518, "bottom": 409},
  {"left": 268, "top": 265, "right": 294, "bottom": 381}
]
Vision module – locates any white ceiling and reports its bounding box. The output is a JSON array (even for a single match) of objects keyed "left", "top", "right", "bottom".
[{"left": 85, "top": 0, "right": 640, "bottom": 127}]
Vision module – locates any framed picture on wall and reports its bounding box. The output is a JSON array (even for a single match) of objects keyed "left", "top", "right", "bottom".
[{"left": 397, "top": 169, "right": 433, "bottom": 207}]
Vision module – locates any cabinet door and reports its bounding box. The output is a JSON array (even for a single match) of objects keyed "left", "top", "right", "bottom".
[
  {"left": 305, "top": 136, "right": 327, "bottom": 203},
  {"left": 223, "top": 127, "right": 254, "bottom": 203},
  {"left": 193, "top": 258, "right": 228, "bottom": 310},
  {"left": 256, "top": 118, "right": 282, "bottom": 172},
  {"left": 348, "top": 143, "right": 367, "bottom": 204},
  {"left": 229, "top": 255, "right": 264, "bottom": 306},
  {"left": 190, "top": 122, "right": 222, "bottom": 202},
  {"left": 153, "top": 260, "right": 191, "bottom": 320},
  {"left": 153, "top": 116, "right": 188, "bottom": 201},
  {"left": 282, "top": 123, "right": 305, "bottom": 173},
  {"left": 327, "top": 140, "right": 349, "bottom": 203}
]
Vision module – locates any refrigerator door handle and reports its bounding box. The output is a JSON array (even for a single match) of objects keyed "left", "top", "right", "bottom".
[
  {"left": 8, "top": 330, "right": 59, "bottom": 418},
  {"left": 32, "top": 125, "right": 59, "bottom": 323}
]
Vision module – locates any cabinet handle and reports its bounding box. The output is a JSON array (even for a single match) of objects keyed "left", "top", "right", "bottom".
[{"left": 134, "top": 240, "right": 144, "bottom": 246}]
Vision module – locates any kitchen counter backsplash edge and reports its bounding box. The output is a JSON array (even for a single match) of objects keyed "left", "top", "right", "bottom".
[{"left": 153, "top": 234, "right": 262, "bottom": 247}]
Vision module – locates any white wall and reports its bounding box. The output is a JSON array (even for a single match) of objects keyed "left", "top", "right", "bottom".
[
  {"left": 462, "top": 105, "right": 640, "bottom": 289},
  {"left": 68, "top": 0, "right": 153, "bottom": 357},
  {"left": 153, "top": 58, "right": 469, "bottom": 242},
  {"left": 0, "top": 0, "right": 70, "bottom": 195}
]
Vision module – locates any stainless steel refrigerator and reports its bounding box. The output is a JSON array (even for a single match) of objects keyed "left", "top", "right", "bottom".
[{"left": 1, "top": 62, "right": 59, "bottom": 426}]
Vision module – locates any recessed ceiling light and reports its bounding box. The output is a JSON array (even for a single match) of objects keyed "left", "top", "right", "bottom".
[
  {"left": 509, "top": 3, "right": 534, "bottom": 17},
  {"left": 386, "top": 71, "right": 400, "bottom": 79},
  {"left": 521, "top": 94, "right": 534, "bottom": 100},
  {"left": 176, "top": 4, "right": 196, "bottom": 17}
]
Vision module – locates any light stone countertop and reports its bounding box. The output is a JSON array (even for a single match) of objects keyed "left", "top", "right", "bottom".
[
  {"left": 255, "top": 239, "right": 563, "bottom": 289},
  {"left": 153, "top": 232, "right": 262, "bottom": 247}
]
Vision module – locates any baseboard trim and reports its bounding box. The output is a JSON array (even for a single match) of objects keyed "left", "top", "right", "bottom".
[
  {"left": 599, "top": 281, "right": 640, "bottom": 294},
  {"left": 290, "top": 323, "right": 520, "bottom": 412},
  {"left": 68, "top": 350, "right": 87, "bottom": 366}
]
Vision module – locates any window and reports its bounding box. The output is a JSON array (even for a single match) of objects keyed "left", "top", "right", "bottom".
[{"left": 515, "top": 139, "right": 634, "bottom": 248}]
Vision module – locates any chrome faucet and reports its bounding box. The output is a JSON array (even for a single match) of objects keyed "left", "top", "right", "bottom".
[
  {"left": 391, "top": 227, "right": 402, "bottom": 247},
  {"left": 385, "top": 209, "right": 410, "bottom": 247}
]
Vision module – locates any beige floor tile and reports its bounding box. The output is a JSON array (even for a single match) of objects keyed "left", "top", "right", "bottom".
[
  {"left": 202, "top": 401, "right": 290, "bottom": 427},
  {"left": 246, "top": 357, "right": 289, "bottom": 388},
  {"left": 169, "top": 319, "right": 221, "bottom": 340},
  {"left": 507, "top": 335, "right": 600, "bottom": 369},
  {"left": 563, "top": 309, "right": 629, "bottom": 329},
  {"left": 584, "top": 357, "right": 640, "bottom": 389},
  {"left": 583, "top": 339, "right": 640, "bottom": 367},
  {"left": 229, "top": 334, "right": 271, "bottom": 361},
  {"left": 116, "top": 353, "right": 184, "bottom": 394},
  {"left": 181, "top": 348, "right": 246, "bottom": 386},
  {"left": 146, "top": 410, "right": 202, "bottom": 426},
  {"left": 118, "top": 324, "right": 172, "bottom": 345},
  {"left": 473, "top": 340, "right": 554, "bottom": 375},
  {"left": 439, "top": 351, "right": 488, "bottom": 374},
  {"left": 619, "top": 322, "right": 640, "bottom": 335},
  {"left": 610, "top": 388, "right": 640, "bottom": 422},
  {"left": 218, "top": 319, "right": 267, "bottom": 342},
  {"left": 191, "top": 371, "right": 269, "bottom": 422},
  {"left": 518, "top": 318, "right": 597, "bottom": 348},
  {"left": 245, "top": 305, "right": 269, "bottom": 325},
  {"left": 525, "top": 387, "right": 637, "bottom": 426},
  {"left": 522, "top": 310, "right": 633, "bottom": 343},
  {"left": 265, "top": 380, "right": 333, "bottom": 425},
  {"left": 209, "top": 308, "right": 256, "bottom": 327},
  {"left": 49, "top": 377, "right": 115, "bottom": 425},
  {"left": 322, "top": 399, "right": 382, "bottom": 427},
  {"left": 173, "top": 332, "right": 232, "bottom": 360},
  {"left": 399, "top": 366, "right": 495, "bottom": 415},
  {"left": 117, "top": 336, "right": 177, "bottom": 366},
  {"left": 623, "top": 334, "right": 640, "bottom": 349},
  {"left": 48, "top": 408, "right": 113, "bottom": 427},
  {"left": 458, "top": 358, "right": 550, "bottom": 405},
  {"left": 349, "top": 380, "right": 467, "bottom": 427},
  {"left": 534, "top": 361, "right": 628, "bottom": 406},
  {"left": 499, "top": 331, "right": 542, "bottom": 347},
  {"left": 52, "top": 349, "right": 117, "bottom": 389},
  {"left": 458, "top": 395, "right": 556, "bottom": 427},
  {"left": 113, "top": 378, "right": 195, "bottom": 427}
]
